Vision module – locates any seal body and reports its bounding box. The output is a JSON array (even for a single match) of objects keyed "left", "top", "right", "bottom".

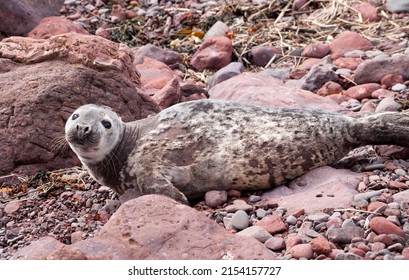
[{"left": 65, "top": 100, "right": 409, "bottom": 203}]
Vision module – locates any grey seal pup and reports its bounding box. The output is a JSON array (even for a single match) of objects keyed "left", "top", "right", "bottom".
[{"left": 65, "top": 100, "right": 409, "bottom": 204}]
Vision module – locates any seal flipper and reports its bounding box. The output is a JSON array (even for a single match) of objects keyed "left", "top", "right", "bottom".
[{"left": 137, "top": 175, "right": 189, "bottom": 205}]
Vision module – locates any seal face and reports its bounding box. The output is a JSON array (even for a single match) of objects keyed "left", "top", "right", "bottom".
[{"left": 65, "top": 100, "right": 409, "bottom": 204}]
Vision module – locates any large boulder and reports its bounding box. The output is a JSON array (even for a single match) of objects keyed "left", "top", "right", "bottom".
[
  {"left": 0, "top": 33, "right": 159, "bottom": 178},
  {"left": 12, "top": 195, "right": 276, "bottom": 260},
  {"left": 209, "top": 72, "right": 344, "bottom": 112},
  {"left": 0, "top": 0, "right": 64, "bottom": 38}
]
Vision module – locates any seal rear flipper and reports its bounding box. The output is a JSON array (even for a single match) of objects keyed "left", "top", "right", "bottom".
[{"left": 137, "top": 176, "right": 190, "bottom": 205}]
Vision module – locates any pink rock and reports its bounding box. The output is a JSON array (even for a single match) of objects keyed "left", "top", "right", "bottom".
[
  {"left": 316, "top": 81, "right": 343, "bottom": 96},
  {"left": 27, "top": 16, "right": 89, "bottom": 39},
  {"left": 209, "top": 73, "right": 343, "bottom": 112},
  {"left": 388, "top": 181, "right": 408, "bottom": 189},
  {"left": 329, "top": 31, "right": 373, "bottom": 59},
  {"left": 285, "top": 234, "right": 303, "bottom": 249},
  {"left": 369, "top": 217, "right": 405, "bottom": 237},
  {"left": 249, "top": 46, "right": 281, "bottom": 67},
  {"left": 329, "top": 249, "right": 344, "bottom": 259},
  {"left": 402, "top": 247, "right": 409, "bottom": 260},
  {"left": 12, "top": 195, "right": 276, "bottom": 260},
  {"left": 289, "top": 244, "right": 313, "bottom": 259},
  {"left": 296, "top": 58, "right": 321, "bottom": 71},
  {"left": 360, "top": 100, "right": 377, "bottom": 112},
  {"left": 125, "top": 10, "right": 138, "bottom": 19},
  {"left": 354, "top": 2, "right": 380, "bottom": 22},
  {"left": 380, "top": 74, "right": 404, "bottom": 88},
  {"left": 95, "top": 23, "right": 111, "bottom": 39},
  {"left": 71, "top": 231, "right": 84, "bottom": 244},
  {"left": 132, "top": 44, "right": 183, "bottom": 66},
  {"left": 333, "top": 57, "right": 363, "bottom": 70},
  {"left": 348, "top": 247, "right": 366, "bottom": 258},
  {"left": 205, "top": 190, "right": 228, "bottom": 207},
  {"left": 302, "top": 42, "right": 330, "bottom": 58},
  {"left": 0, "top": 0, "right": 63, "bottom": 36},
  {"left": 371, "top": 242, "right": 386, "bottom": 252},
  {"left": 344, "top": 83, "right": 381, "bottom": 100},
  {"left": 191, "top": 36, "right": 232, "bottom": 71},
  {"left": 4, "top": 200, "right": 21, "bottom": 214},
  {"left": 371, "top": 88, "right": 396, "bottom": 99},
  {"left": 327, "top": 218, "right": 343, "bottom": 228},
  {"left": 392, "top": 189, "right": 409, "bottom": 205},
  {"left": 326, "top": 94, "right": 351, "bottom": 105},
  {"left": 256, "top": 214, "right": 287, "bottom": 234},
  {"left": 0, "top": 33, "right": 159, "bottom": 178},
  {"left": 375, "top": 145, "right": 409, "bottom": 160},
  {"left": 261, "top": 167, "right": 362, "bottom": 214},
  {"left": 134, "top": 57, "right": 181, "bottom": 109},
  {"left": 291, "top": 208, "right": 305, "bottom": 218},
  {"left": 373, "top": 234, "right": 394, "bottom": 246},
  {"left": 310, "top": 236, "right": 331, "bottom": 256},
  {"left": 264, "top": 237, "right": 286, "bottom": 251},
  {"left": 357, "top": 243, "right": 370, "bottom": 252},
  {"left": 367, "top": 201, "right": 387, "bottom": 212}
]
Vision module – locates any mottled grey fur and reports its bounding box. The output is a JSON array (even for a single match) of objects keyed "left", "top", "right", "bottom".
[{"left": 65, "top": 100, "right": 409, "bottom": 204}]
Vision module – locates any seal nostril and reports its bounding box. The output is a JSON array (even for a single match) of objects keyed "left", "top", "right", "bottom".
[{"left": 84, "top": 126, "right": 89, "bottom": 133}]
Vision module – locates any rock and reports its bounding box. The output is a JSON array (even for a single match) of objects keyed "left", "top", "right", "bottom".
[
  {"left": 111, "top": 4, "right": 126, "bottom": 21},
  {"left": 333, "top": 57, "right": 363, "bottom": 70},
  {"left": 285, "top": 234, "right": 303, "bottom": 249},
  {"left": 70, "top": 231, "right": 84, "bottom": 244},
  {"left": 375, "top": 145, "right": 409, "bottom": 159},
  {"left": 301, "top": 64, "right": 338, "bottom": 93},
  {"left": 335, "top": 252, "right": 361, "bottom": 260},
  {"left": 375, "top": 97, "right": 402, "bottom": 112},
  {"left": 402, "top": 247, "right": 409, "bottom": 260},
  {"left": 380, "top": 74, "right": 404, "bottom": 88},
  {"left": 131, "top": 44, "right": 183, "bottom": 67},
  {"left": 191, "top": 36, "right": 232, "bottom": 71},
  {"left": 354, "top": 189, "right": 385, "bottom": 201},
  {"left": 256, "top": 214, "right": 287, "bottom": 234},
  {"left": 307, "top": 213, "right": 330, "bottom": 223},
  {"left": 259, "top": 68, "right": 290, "bottom": 80},
  {"left": 286, "top": 215, "right": 297, "bottom": 225},
  {"left": 371, "top": 89, "right": 396, "bottom": 99},
  {"left": 354, "top": 54, "right": 409, "bottom": 84},
  {"left": 386, "top": 0, "right": 409, "bottom": 12},
  {"left": 224, "top": 199, "right": 253, "bottom": 213},
  {"left": 373, "top": 234, "right": 394, "bottom": 246},
  {"left": 248, "top": 195, "right": 261, "bottom": 203},
  {"left": 348, "top": 248, "right": 366, "bottom": 258},
  {"left": 209, "top": 73, "right": 343, "bottom": 112},
  {"left": 372, "top": 242, "right": 386, "bottom": 252},
  {"left": 27, "top": 16, "right": 89, "bottom": 39},
  {"left": 261, "top": 167, "right": 362, "bottom": 214},
  {"left": 13, "top": 195, "right": 275, "bottom": 259},
  {"left": 203, "top": 21, "right": 229, "bottom": 40},
  {"left": 205, "top": 190, "right": 228, "bottom": 207},
  {"left": 391, "top": 83, "right": 407, "bottom": 92},
  {"left": 0, "top": 33, "right": 159, "bottom": 177},
  {"left": 310, "top": 236, "right": 331, "bottom": 255},
  {"left": 4, "top": 200, "right": 21, "bottom": 214},
  {"left": 353, "top": 2, "right": 380, "bottom": 22},
  {"left": 249, "top": 46, "right": 281, "bottom": 67},
  {"left": 301, "top": 42, "right": 330, "bottom": 58},
  {"left": 134, "top": 57, "right": 180, "bottom": 109},
  {"left": 367, "top": 201, "right": 387, "bottom": 212},
  {"left": 369, "top": 217, "right": 405, "bottom": 237},
  {"left": 256, "top": 208, "right": 267, "bottom": 219},
  {"left": 207, "top": 62, "right": 245, "bottom": 89},
  {"left": 327, "top": 227, "right": 365, "bottom": 243},
  {"left": 316, "top": 81, "right": 343, "bottom": 96},
  {"left": 392, "top": 189, "right": 409, "bottom": 204},
  {"left": 236, "top": 226, "right": 273, "bottom": 243},
  {"left": 231, "top": 210, "right": 249, "bottom": 230},
  {"left": 329, "top": 31, "right": 372, "bottom": 59},
  {"left": 289, "top": 244, "right": 313, "bottom": 259},
  {"left": 0, "top": 0, "right": 64, "bottom": 37},
  {"left": 264, "top": 237, "right": 286, "bottom": 251},
  {"left": 344, "top": 83, "right": 381, "bottom": 100}
]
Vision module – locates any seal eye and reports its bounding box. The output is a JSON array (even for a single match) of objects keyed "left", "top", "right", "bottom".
[
  {"left": 72, "top": 113, "right": 79, "bottom": 120},
  {"left": 101, "top": 120, "right": 111, "bottom": 129}
]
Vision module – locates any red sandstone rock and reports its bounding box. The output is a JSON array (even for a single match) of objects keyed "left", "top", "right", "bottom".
[
  {"left": 27, "top": 16, "right": 89, "bottom": 39},
  {"left": 249, "top": 46, "right": 282, "bottom": 67},
  {"left": 354, "top": 2, "right": 380, "bottom": 22},
  {"left": 289, "top": 244, "right": 313, "bottom": 259},
  {"left": 256, "top": 214, "right": 287, "bottom": 234},
  {"left": 329, "top": 31, "right": 372, "bottom": 59},
  {"left": 310, "top": 236, "right": 331, "bottom": 256},
  {"left": 369, "top": 217, "right": 405, "bottom": 237},
  {"left": 191, "top": 36, "right": 232, "bottom": 71},
  {"left": 344, "top": 83, "right": 381, "bottom": 100},
  {"left": 12, "top": 195, "right": 276, "bottom": 260},
  {"left": 380, "top": 74, "right": 404, "bottom": 88},
  {"left": 333, "top": 57, "right": 363, "bottom": 70},
  {"left": 301, "top": 42, "right": 330, "bottom": 58},
  {"left": 317, "top": 81, "right": 343, "bottom": 96}
]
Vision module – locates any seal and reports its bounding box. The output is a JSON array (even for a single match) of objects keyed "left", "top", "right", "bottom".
[{"left": 65, "top": 100, "right": 409, "bottom": 204}]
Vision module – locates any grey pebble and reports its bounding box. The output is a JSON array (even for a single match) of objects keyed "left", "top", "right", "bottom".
[
  {"left": 388, "top": 243, "right": 404, "bottom": 252},
  {"left": 286, "top": 215, "right": 297, "bottom": 225},
  {"left": 342, "top": 219, "right": 356, "bottom": 228},
  {"left": 395, "top": 168, "right": 407, "bottom": 176},
  {"left": 103, "top": 199, "right": 121, "bottom": 214},
  {"left": 354, "top": 189, "right": 385, "bottom": 201},
  {"left": 231, "top": 210, "right": 249, "bottom": 230},
  {"left": 256, "top": 208, "right": 267, "bottom": 219},
  {"left": 98, "top": 186, "right": 111, "bottom": 193},
  {"left": 335, "top": 253, "right": 361, "bottom": 260},
  {"left": 363, "top": 163, "right": 385, "bottom": 171},
  {"left": 327, "top": 227, "right": 364, "bottom": 243},
  {"left": 391, "top": 83, "right": 407, "bottom": 92},
  {"left": 248, "top": 195, "right": 261, "bottom": 203},
  {"left": 236, "top": 226, "right": 272, "bottom": 243},
  {"left": 222, "top": 217, "right": 233, "bottom": 230},
  {"left": 307, "top": 213, "right": 330, "bottom": 223},
  {"left": 264, "top": 237, "right": 286, "bottom": 251},
  {"left": 224, "top": 200, "right": 252, "bottom": 212},
  {"left": 351, "top": 199, "right": 369, "bottom": 208}
]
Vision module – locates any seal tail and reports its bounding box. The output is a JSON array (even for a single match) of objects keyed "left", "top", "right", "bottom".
[{"left": 355, "top": 112, "right": 409, "bottom": 147}]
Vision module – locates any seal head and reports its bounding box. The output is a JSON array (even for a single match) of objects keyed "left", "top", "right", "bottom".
[{"left": 65, "top": 104, "right": 124, "bottom": 165}]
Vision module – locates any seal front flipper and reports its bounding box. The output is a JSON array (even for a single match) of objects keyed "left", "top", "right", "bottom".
[{"left": 137, "top": 175, "right": 189, "bottom": 205}]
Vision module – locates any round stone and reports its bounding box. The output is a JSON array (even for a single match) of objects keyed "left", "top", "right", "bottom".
[{"left": 231, "top": 210, "right": 249, "bottom": 230}]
